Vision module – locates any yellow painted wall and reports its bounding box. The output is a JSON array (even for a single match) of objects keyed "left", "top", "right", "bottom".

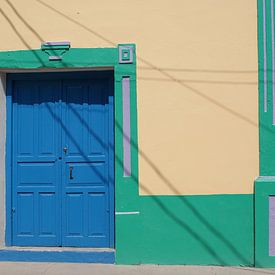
[{"left": 0, "top": 0, "right": 258, "bottom": 195}]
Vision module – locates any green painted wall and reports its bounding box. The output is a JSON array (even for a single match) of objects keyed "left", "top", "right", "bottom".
[
  {"left": 0, "top": 48, "right": 117, "bottom": 68},
  {"left": 258, "top": 0, "right": 275, "bottom": 176},
  {"left": 116, "top": 194, "right": 254, "bottom": 266}
]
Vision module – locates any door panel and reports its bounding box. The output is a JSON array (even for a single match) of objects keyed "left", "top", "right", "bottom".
[
  {"left": 16, "top": 192, "right": 34, "bottom": 236},
  {"left": 61, "top": 80, "right": 110, "bottom": 247},
  {"left": 38, "top": 192, "right": 57, "bottom": 236},
  {"left": 12, "top": 80, "right": 61, "bottom": 246},
  {"left": 11, "top": 73, "right": 114, "bottom": 248},
  {"left": 66, "top": 162, "right": 106, "bottom": 185},
  {"left": 65, "top": 193, "right": 84, "bottom": 237},
  {"left": 88, "top": 192, "right": 108, "bottom": 237}
]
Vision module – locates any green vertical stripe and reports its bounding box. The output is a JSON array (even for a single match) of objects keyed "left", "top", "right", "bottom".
[
  {"left": 256, "top": 0, "right": 275, "bottom": 267},
  {"left": 259, "top": 0, "right": 275, "bottom": 175}
]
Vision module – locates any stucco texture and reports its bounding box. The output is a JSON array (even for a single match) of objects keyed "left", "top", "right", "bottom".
[{"left": 0, "top": 0, "right": 258, "bottom": 195}]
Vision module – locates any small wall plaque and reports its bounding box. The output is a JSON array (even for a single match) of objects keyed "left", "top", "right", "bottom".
[{"left": 119, "top": 46, "right": 133, "bottom": 64}]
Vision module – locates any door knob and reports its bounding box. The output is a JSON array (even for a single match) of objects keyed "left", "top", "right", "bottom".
[{"left": 63, "top": 146, "right": 68, "bottom": 154}]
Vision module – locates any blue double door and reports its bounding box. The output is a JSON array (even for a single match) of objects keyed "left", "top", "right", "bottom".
[{"left": 11, "top": 72, "right": 114, "bottom": 247}]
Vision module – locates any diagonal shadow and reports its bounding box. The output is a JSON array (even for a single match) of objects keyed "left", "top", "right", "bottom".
[
  {"left": 2, "top": 0, "right": 261, "bottom": 130},
  {"left": 36, "top": 0, "right": 116, "bottom": 47},
  {"left": 0, "top": 7, "right": 46, "bottom": 67},
  {"left": 137, "top": 66, "right": 258, "bottom": 74},
  {"left": 38, "top": 99, "right": 231, "bottom": 264},
  {"left": 64, "top": 92, "right": 229, "bottom": 264},
  {"left": 3, "top": 0, "right": 271, "bottom": 137},
  {"left": 115, "top": 120, "right": 253, "bottom": 265},
  {"left": 139, "top": 76, "right": 258, "bottom": 85},
  {"left": 45, "top": 102, "right": 107, "bottom": 184},
  {"left": 36, "top": 0, "right": 258, "bottom": 129},
  {"left": 4, "top": 1, "right": 258, "bottom": 264},
  {"left": 3, "top": 0, "right": 70, "bottom": 69},
  {"left": 6, "top": 0, "right": 44, "bottom": 42},
  {"left": 61, "top": 81, "right": 251, "bottom": 265}
]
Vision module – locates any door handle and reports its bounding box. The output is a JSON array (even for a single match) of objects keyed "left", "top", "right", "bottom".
[
  {"left": 69, "top": 166, "right": 74, "bottom": 180},
  {"left": 63, "top": 146, "right": 68, "bottom": 154}
]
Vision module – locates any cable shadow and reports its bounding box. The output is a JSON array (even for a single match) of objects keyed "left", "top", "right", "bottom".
[
  {"left": 5, "top": 0, "right": 258, "bottom": 264},
  {"left": 139, "top": 77, "right": 258, "bottom": 85},
  {"left": 4, "top": 0, "right": 261, "bottom": 131},
  {"left": 36, "top": 0, "right": 116, "bottom": 47},
  {"left": 46, "top": 79, "right": 238, "bottom": 264},
  {"left": 68, "top": 97, "right": 252, "bottom": 264},
  {"left": 56, "top": 84, "right": 252, "bottom": 264},
  {"left": 35, "top": 0, "right": 259, "bottom": 130},
  {"left": 0, "top": 7, "right": 46, "bottom": 67},
  {"left": 6, "top": 0, "right": 43, "bottom": 42},
  {"left": 138, "top": 66, "right": 258, "bottom": 74},
  {"left": 3, "top": 0, "right": 69, "bottom": 69},
  {"left": 67, "top": 101, "right": 229, "bottom": 264},
  {"left": 10, "top": 71, "right": 251, "bottom": 265},
  {"left": 115, "top": 120, "right": 253, "bottom": 265},
  {"left": 45, "top": 103, "right": 107, "bottom": 184}
]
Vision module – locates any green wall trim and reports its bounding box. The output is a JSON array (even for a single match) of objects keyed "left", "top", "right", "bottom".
[
  {"left": 0, "top": 45, "right": 140, "bottom": 263},
  {"left": 116, "top": 194, "right": 254, "bottom": 266},
  {"left": 0, "top": 48, "right": 117, "bottom": 69},
  {"left": 255, "top": 177, "right": 275, "bottom": 267},
  {"left": 256, "top": 0, "right": 275, "bottom": 268},
  {"left": 258, "top": 0, "right": 275, "bottom": 175}
]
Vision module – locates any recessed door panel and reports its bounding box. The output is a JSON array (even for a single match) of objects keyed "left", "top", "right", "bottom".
[
  {"left": 61, "top": 79, "right": 111, "bottom": 247},
  {"left": 88, "top": 192, "right": 108, "bottom": 238},
  {"left": 16, "top": 192, "right": 34, "bottom": 236},
  {"left": 65, "top": 193, "right": 84, "bottom": 237},
  {"left": 65, "top": 162, "right": 106, "bottom": 185},
  {"left": 12, "top": 80, "right": 61, "bottom": 246},
  {"left": 38, "top": 192, "right": 57, "bottom": 237}
]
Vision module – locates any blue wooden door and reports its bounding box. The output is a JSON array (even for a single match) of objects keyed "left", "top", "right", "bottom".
[{"left": 11, "top": 72, "right": 114, "bottom": 248}]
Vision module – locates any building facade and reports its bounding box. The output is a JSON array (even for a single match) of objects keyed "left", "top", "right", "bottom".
[{"left": 0, "top": 0, "right": 272, "bottom": 267}]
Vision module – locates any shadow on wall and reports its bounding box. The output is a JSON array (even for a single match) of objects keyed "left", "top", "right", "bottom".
[
  {"left": 42, "top": 99, "right": 252, "bottom": 266},
  {"left": 1, "top": 0, "right": 259, "bottom": 128},
  {"left": 42, "top": 93, "right": 253, "bottom": 265},
  {"left": 0, "top": 0, "right": 70, "bottom": 69},
  {"left": 0, "top": 0, "right": 260, "bottom": 266}
]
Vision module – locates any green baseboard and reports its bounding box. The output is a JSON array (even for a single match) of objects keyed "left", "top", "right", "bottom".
[
  {"left": 255, "top": 177, "right": 275, "bottom": 267},
  {"left": 116, "top": 194, "right": 254, "bottom": 266}
]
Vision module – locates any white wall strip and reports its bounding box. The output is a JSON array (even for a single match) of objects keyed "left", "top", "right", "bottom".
[
  {"left": 115, "top": 211, "right": 140, "bottom": 215},
  {"left": 269, "top": 196, "right": 275, "bottom": 255},
  {"left": 122, "top": 77, "right": 131, "bottom": 177}
]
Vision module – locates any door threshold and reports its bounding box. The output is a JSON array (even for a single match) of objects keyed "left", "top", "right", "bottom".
[
  {"left": 0, "top": 246, "right": 115, "bottom": 263},
  {"left": 0, "top": 246, "right": 115, "bottom": 252}
]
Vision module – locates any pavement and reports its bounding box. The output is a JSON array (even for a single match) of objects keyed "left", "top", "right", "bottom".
[{"left": 0, "top": 262, "right": 275, "bottom": 275}]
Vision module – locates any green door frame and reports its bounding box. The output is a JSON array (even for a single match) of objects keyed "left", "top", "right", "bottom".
[{"left": 1, "top": 44, "right": 140, "bottom": 263}]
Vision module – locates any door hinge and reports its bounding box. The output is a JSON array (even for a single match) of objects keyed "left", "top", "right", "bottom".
[{"left": 12, "top": 207, "right": 15, "bottom": 214}]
